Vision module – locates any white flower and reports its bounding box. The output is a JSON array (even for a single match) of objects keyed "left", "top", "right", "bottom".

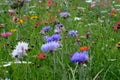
[
  {"left": 86, "top": 0, "right": 92, "bottom": 3},
  {"left": 12, "top": 42, "right": 28, "bottom": 59},
  {"left": 12, "top": 49, "right": 27, "bottom": 58},
  {"left": 16, "top": 42, "right": 28, "bottom": 52},
  {"left": 74, "top": 17, "right": 81, "bottom": 21},
  {"left": 5, "top": 78, "right": 10, "bottom": 80}
]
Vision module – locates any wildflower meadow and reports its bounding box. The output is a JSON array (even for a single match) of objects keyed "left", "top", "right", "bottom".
[{"left": 0, "top": 0, "right": 120, "bottom": 80}]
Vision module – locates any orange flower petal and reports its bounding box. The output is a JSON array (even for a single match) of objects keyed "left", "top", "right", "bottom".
[{"left": 80, "top": 46, "right": 89, "bottom": 51}]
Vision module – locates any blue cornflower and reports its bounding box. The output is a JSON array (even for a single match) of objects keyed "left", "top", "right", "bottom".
[
  {"left": 59, "top": 12, "right": 70, "bottom": 18},
  {"left": 71, "top": 51, "right": 88, "bottom": 63},
  {"left": 45, "top": 34, "right": 61, "bottom": 42},
  {"left": 25, "top": 0, "right": 31, "bottom": 2},
  {"left": 55, "top": 23, "right": 63, "bottom": 28},
  {"left": 42, "top": 26, "right": 51, "bottom": 32},
  {"left": 41, "top": 41, "right": 60, "bottom": 52},
  {"left": 69, "top": 30, "right": 78, "bottom": 37},
  {"left": 51, "top": 34, "right": 61, "bottom": 41},
  {"left": 40, "top": 26, "right": 51, "bottom": 35},
  {"left": 54, "top": 23, "right": 65, "bottom": 33}
]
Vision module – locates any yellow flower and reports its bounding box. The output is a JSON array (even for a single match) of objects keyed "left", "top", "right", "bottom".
[
  {"left": 31, "top": 16, "right": 39, "bottom": 20},
  {"left": 112, "top": 13, "right": 117, "bottom": 16},
  {"left": 17, "top": 19, "right": 24, "bottom": 23},
  {"left": 116, "top": 42, "right": 120, "bottom": 48},
  {"left": 10, "top": 29, "right": 16, "bottom": 32}
]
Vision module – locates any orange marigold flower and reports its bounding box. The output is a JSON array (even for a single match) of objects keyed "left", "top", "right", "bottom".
[{"left": 80, "top": 46, "right": 89, "bottom": 51}]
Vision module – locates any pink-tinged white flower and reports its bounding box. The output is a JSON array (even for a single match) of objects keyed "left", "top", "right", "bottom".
[
  {"left": 15, "top": 42, "right": 29, "bottom": 52},
  {"left": 99, "top": 1, "right": 107, "bottom": 6},
  {"left": 8, "top": 9, "right": 15, "bottom": 16},
  {"left": 90, "top": 1, "right": 96, "bottom": 9},
  {"left": 90, "top": 5, "right": 95, "bottom": 9},
  {"left": 111, "top": 9, "right": 117, "bottom": 13},
  {"left": 12, "top": 49, "right": 27, "bottom": 58},
  {"left": 12, "top": 42, "right": 29, "bottom": 59},
  {"left": 113, "top": 25, "right": 118, "bottom": 30},
  {"left": 0, "top": 32, "right": 12, "bottom": 38}
]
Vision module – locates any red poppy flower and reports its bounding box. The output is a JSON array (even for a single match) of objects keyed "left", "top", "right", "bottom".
[
  {"left": 117, "top": 21, "right": 120, "bottom": 25},
  {"left": 37, "top": 53, "right": 46, "bottom": 59},
  {"left": 35, "top": 22, "right": 41, "bottom": 27},
  {"left": 47, "top": 0, "right": 52, "bottom": 7},
  {"left": 80, "top": 46, "right": 89, "bottom": 51}
]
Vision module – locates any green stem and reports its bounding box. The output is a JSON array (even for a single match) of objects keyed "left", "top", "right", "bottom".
[{"left": 53, "top": 52, "right": 56, "bottom": 80}]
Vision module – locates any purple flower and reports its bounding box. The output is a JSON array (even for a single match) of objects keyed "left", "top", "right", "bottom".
[
  {"left": 25, "top": 0, "right": 31, "bottom": 2},
  {"left": 40, "top": 26, "right": 51, "bottom": 35},
  {"left": 42, "top": 26, "right": 51, "bottom": 32},
  {"left": 45, "top": 34, "right": 61, "bottom": 42},
  {"left": 59, "top": 12, "right": 70, "bottom": 18},
  {"left": 71, "top": 51, "right": 88, "bottom": 63},
  {"left": 41, "top": 42, "right": 60, "bottom": 52},
  {"left": 55, "top": 23, "right": 63, "bottom": 28},
  {"left": 54, "top": 23, "right": 65, "bottom": 33},
  {"left": 69, "top": 30, "right": 78, "bottom": 37}
]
